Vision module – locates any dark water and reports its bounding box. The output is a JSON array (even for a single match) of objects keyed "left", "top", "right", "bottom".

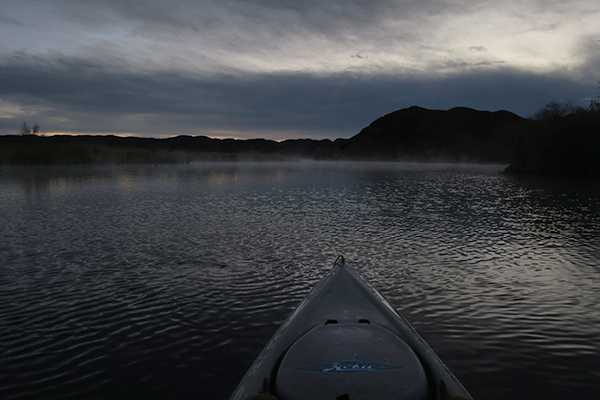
[{"left": 1, "top": 162, "right": 599, "bottom": 400}]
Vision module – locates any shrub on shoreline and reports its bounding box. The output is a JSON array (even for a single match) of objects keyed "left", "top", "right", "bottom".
[{"left": 504, "top": 99, "right": 600, "bottom": 178}]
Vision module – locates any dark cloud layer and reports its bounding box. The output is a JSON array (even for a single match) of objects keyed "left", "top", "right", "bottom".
[{"left": 1, "top": 51, "right": 596, "bottom": 139}]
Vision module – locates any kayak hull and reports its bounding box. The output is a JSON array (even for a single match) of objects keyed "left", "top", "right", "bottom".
[{"left": 230, "top": 258, "right": 472, "bottom": 400}]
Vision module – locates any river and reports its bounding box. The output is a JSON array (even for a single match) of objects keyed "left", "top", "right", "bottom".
[{"left": 1, "top": 162, "right": 599, "bottom": 399}]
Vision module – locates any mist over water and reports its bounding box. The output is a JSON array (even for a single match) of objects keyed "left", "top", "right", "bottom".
[{"left": 1, "top": 162, "right": 599, "bottom": 400}]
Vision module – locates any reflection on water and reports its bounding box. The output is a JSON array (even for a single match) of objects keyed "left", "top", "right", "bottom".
[{"left": 1, "top": 162, "right": 599, "bottom": 399}]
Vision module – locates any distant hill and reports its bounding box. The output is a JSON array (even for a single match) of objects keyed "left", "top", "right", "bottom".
[
  {"left": 0, "top": 106, "right": 532, "bottom": 165},
  {"left": 339, "top": 106, "right": 533, "bottom": 162},
  {"left": 8, "top": 104, "right": 597, "bottom": 174},
  {"left": 0, "top": 134, "right": 348, "bottom": 164}
]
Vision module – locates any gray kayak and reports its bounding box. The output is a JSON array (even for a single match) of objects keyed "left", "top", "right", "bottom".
[{"left": 230, "top": 257, "right": 472, "bottom": 400}]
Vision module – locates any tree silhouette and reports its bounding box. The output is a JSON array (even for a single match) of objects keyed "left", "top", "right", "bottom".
[
  {"left": 588, "top": 97, "right": 600, "bottom": 112},
  {"left": 531, "top": 100, "right": 584, "bottom": 122},
  {"left": 19, "top": 122, "right": 42, "bottom": 136}
]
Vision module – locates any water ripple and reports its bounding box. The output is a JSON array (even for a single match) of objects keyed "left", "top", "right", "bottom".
[{"left": 1, "top": 163, "right": 600, "bottom": 399}]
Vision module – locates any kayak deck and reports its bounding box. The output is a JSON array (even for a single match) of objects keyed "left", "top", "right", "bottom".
[{"left": 230, "top": 257, "right": 472, "bottom": 400}]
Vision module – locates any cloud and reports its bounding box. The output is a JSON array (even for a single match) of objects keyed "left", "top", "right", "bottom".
[
  {"left": 1, "top": 0, "right": 599, "bottom": 138},
  {"left": 5, "top": 0, "right": 596, "bottom": 76},
  {"left": 1, "top": 49, "right": 596, "bottom": 139}
]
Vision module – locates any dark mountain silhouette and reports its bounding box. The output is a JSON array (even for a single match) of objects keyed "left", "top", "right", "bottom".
[
  {"left": 10, "top": 104, "right": 598, "bottom": 173},
  {"left": 339, "top": 106, "right": 533, "bottom": 162},
  {"left": 0, "top": 134, "right": 348, "bottom": 164}
]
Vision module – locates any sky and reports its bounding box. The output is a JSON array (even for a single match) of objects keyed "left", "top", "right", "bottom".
[{"left": 0, "top": 0, "right": 599, "bottom": 140}]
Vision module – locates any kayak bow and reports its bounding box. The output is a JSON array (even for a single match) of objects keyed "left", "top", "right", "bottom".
[{"left": 230, "top": 257, "right": 472, "bottom": 400}]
